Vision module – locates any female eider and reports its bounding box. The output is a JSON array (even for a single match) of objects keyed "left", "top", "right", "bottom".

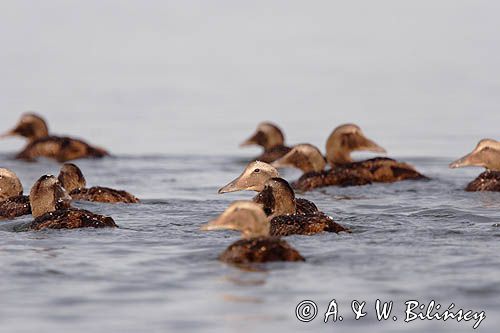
[
  {"left": 0, "top": 168, "right": 31, "bottom": 219},
  {"left": 201, "top": 201, "right": 304, "bottom": 264},
  {"left": 240, "top": 122, "right": 291, "bottom": 163},
  {"left": 271, "top": 124, "right": 426, "bottom": 191},
  {"left": 1, "top": 113, "right": 108, "bottom": 162},
  {"left": 218, "top": 161, "right": 319, "bottom": 215},
  {"left": 218, "top": 162, "right": 348, "bottom": 235},
  {"left": 449, "top": 139, "right": 500, "bottom": 191},
  {"left": 26, "top": 175, "right": 117, "bottom": 230},
  {"left": 254, "top": 178, "right": 349, "bottom": 235},
  {"left": 58, "top": 163, "right": 139, "bottom": 203}
]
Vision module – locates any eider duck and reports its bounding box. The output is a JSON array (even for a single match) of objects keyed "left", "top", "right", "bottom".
[
  {"left": 271, "top": 124, "right": 426, "bottom": 191},
  {"left": 1, "top": 113, "right": 108, "bottom": 162},
  {"left": 449, "top": 139, "right": 500, "bottom": 191},
  {"left": 0, "top": 168, "right": 31, "bottom": 219},
  {"left": 218, "top": 162, "right": 348, "bottom": 235},
  {"left": 58, "top": 163, "right": 139, "bottom": 203},
  {"left": 254, "top": 178, "right": 349, "bottom": 235},
  {"left": 218, "top": 161, "right": 319, "bottom": 215},
  {"left": 240, "top": 122, "right": 292, "bottom": 163},
  {"left": 201, "top": 201, "right": 304, "bottom": 264},
  {"left": 26, "top": 175, "right": 117, "bottom": 230}
]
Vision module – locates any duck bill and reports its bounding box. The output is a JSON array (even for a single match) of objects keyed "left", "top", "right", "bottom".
[
  {"left": 0, "top": 129, "right": 15, "bottom": 139},
  {"left": 218, "top": 176, "right": 245, "bottom": 194},
  {"left": 358, "top": 135, "right": 387, "bottom": 153},
  {"left": 449, "top": 152, "right": 481, "bottom": 169},
  {"left": 239, "top": 132, "right": 259, "bottom": 147},
  {"left": 200, "top": 216, "right": 232, "bottom": 231}
]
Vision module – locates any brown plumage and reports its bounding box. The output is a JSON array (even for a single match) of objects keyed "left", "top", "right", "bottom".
[
  {"left": 292, "top": 157, "right": 425, "bottom": 191},
  {"left": 255, "top": 145, "right": 292, "bottom": 164},
  {"left": 0, "top": 195, "right": 31, "bottom": 219},
  {"left": 294, "top": 198, "right": 319, "bottom": 215},
  {"left": 218, "top": 237, "right": 304, "bottom": 264},
  {"left": 464, "top": 171, "right": 500, "bottom": 191},
  {"left": 218, "top": 161, "right": 319, "bottom": 214},
  {"left": 1, "top": 113, "right": 108, "bottom": 162},
  {"left": 240, "top": 122, "right": 292, "bottom": 163},
  {"left": 24, "top": 175, "right": 117, "bottom": 231},
  {"left": 28, "top": 208, "right": 117, "bottom": 230},
  {"left": 0, "top": 168, "right": 31, "bottom": 219},
  {"left": 218, "top": 162, "right": 347, "bottom": 235},
  {"left": 272, "top": 127, "right": 426, "bottom": 191},
  {"left": 17, "top": 136, "right": 108, "bottom": 162},
  {"left": 253, "top": 178, "right": 349, "bottom": 236},
  {"left": 270, "top": 213, "right": 347, "bottom": 236},
  {"left": 450, "top": 139, "right": 500, "bottom": 192},
  {"left": 69, "top": 187, "right": 139, "bottom": 203},
  {"left": 201, "top": 201, "right": 304, "bottom": 264},
  {"left": 58, "top": 163, "right": 139, "bottom": 203}
]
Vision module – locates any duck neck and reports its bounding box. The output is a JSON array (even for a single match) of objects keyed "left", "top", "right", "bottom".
[{"left": 328, "top": 148, "right": 353, "bottom": 165}]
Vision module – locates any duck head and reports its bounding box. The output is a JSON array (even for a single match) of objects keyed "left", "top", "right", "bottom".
[
  {"left": 255, "top": 178, "right": 296, "bottom": 219},
  {"left": 272, "top": 144, "right": 326, "bottom": 173},
  {"left": 58, "top": 163, "right": 87, "bottom": 192},
  {"left": 325, "top": 124, "right": 386, "bottom": 165},
  {"left": 1, "top": 113, "right": 49, "bottom": 142},
  {"left": 201, "top": 201, "right": 269, "bottom": 239},
  {"left": 218, "top": 161, "right": 279, "bottom": 193},
  {"left": 0, "top": 168, "right": 23, "bottom": 201},
  {"left": 449, "top": 139, "right": 500, "bottom": 171},
  {"left": 29, "top": 175, "right": 72, "bottom": 218},
  {"left": 240, "top": 122, "right": 286, "bottom": 150}
]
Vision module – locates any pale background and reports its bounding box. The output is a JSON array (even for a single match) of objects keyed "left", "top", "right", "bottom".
[{"left": 1, "top": 0, "right": 499, "bottom": 157}]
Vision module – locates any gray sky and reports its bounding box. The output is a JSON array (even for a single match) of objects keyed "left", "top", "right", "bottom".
[{"left": 1, "top": 1, "right": 499, "bottom": 156}]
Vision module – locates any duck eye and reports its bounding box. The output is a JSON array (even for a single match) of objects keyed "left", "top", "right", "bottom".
[{"left": 254, "top": 168, "right": 260, "bottom": 173}]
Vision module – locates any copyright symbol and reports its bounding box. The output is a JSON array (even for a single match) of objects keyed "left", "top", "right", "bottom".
[{"left": 295, "top": 300, "right": 318, "bottom": 322}]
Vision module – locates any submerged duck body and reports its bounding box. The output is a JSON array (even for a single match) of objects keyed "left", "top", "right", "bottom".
[
  {"left": 272, "top": 125, "right": 426, "bottom": 191},
  {"left": 201, "top": 201, "right": 304, "bottom": 264},
  {"left": 1, "top": 113, "right": 108, "bottom": 162},
  {"left": 17, "top": 135, "right": 108, "bottom": 162},
  {"left": 0, "top": 168, "right": 31, "bottom": 219},
  {"left": 24, "top": 175, "right": 117, "bottom": 231},
  {"left": 0, "top": 195, "right": 31, "bottom": 219},
  {"left": 69, "top": 187, "right": 139, "bottom": 203},
  {"left": 219, "top": 237, "right": 304, "bottom": 264},
  {"left": 58, "top": 163, "right": 139, "bottom": 203},
  {"left": 291, "top": 157, "right": 424, "bottom": 191},
  {"left": 450, "top": 139, "right": 500, "bottom": 192},
  {"left": 28, "top": 208, "right": 117, "bottom": 230},
  {"left": 240, "top": 122, "right": 292, "bottom": 163}
]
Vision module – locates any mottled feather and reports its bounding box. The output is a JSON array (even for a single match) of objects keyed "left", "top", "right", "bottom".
[
  {"left": 0, "top": 195, "right": 31, "bottom": 219},
  {"left": 27, "top": 208, "right": 117, "bottom": 230},
  {"left": 465, "top": 171, "right": 500, "bottom": 192},
  {"left": 16, "top": 136, "right": 108, "bottom": 162},
  {"left": 219, "top": 237, "right": 304, "bottom": 264},
  {"left": 70, "top": 187, "right": 139, "bottom": 203}
]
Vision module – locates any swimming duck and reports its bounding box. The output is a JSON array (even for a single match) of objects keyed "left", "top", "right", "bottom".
[
  {"left": 449, "top": 139, "right": 500, "bottom": 191},
  {"left": 218, "top": 161, "right": 319, "bottom": 215},
  {"left": 254, "top": 178, "right": 349, "bottom": 235},
  {"left": 1, "top": 113, "right": 109, "bottom": 162},
  {"left": 58, "top": 163, "right": 139, "bottom": 203},
  {"left": 201, "top": 201, "right": 304, "bottom": 264},
  {"left": 26, "top": 175, "right": 117, "bottom": 230},
  {"left": 271, "top": 124, "right": 426, "bottom": 191},
  {"left": 240, "top": 122, "right": 292, "bottom": 163},
  {"left": 0, "top": 168, "right": 31, "bottom": 219}
]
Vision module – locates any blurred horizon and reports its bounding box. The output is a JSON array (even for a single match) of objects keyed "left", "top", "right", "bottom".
[{"left": 1, "top": 1, "right": 499, "bottom": 157}]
